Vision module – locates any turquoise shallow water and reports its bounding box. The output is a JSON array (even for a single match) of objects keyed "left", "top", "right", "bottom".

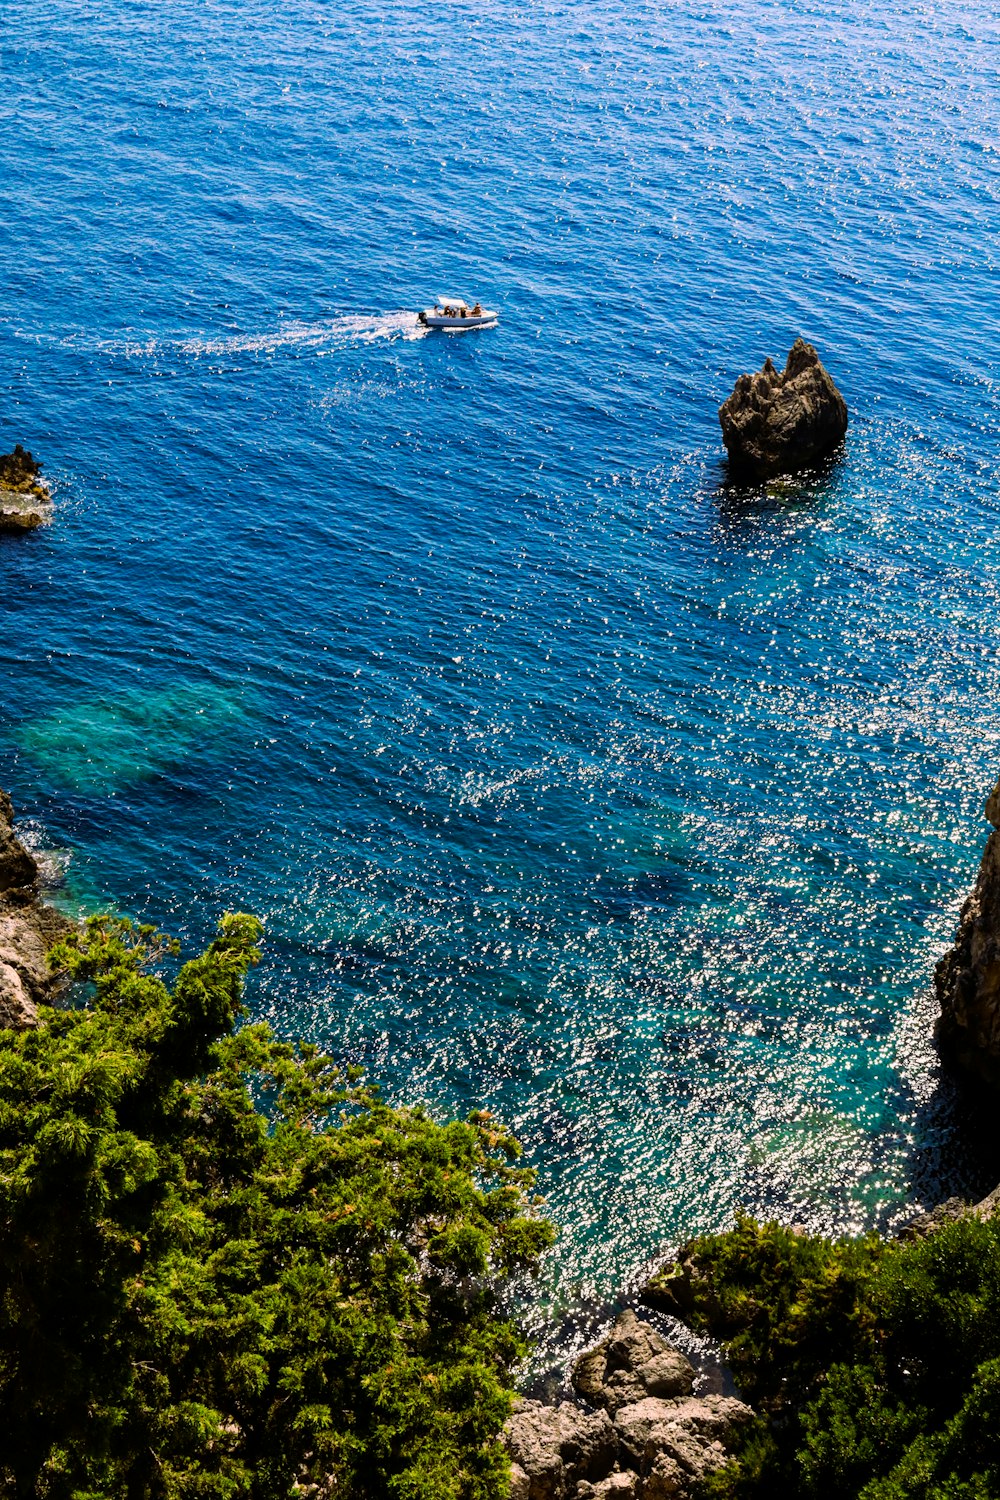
[{"left": 3, "top": 0, "right": 1000, "bottom": 1334}]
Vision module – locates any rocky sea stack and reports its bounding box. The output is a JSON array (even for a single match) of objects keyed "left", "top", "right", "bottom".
[
  {"left": 935, "top": 775, "right": 1000, "bottom": 1089},
  {"left": 0, "top": 789, "right": 70, "bottom": 1026},
  {"left": 0, "top": 444, "right": 52, "bottom": 533},
  {"left": 718, "top": 338, "right": 848, "bottom": 478}
]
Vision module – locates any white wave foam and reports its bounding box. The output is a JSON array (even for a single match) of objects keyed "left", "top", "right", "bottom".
[{"left": 92, "top": 311, "right": 427, "bottom": 360}]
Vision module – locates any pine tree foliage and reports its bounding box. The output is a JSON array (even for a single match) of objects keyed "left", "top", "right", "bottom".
[{"left": 0, "top": 915, "right": 554, "bottom": 1500}]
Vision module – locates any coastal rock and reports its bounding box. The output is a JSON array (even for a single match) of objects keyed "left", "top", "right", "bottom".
[
  {"left": 974, "top": 1182, "right": 1000, "bottom": 1219},
  {"left": 505, "top": 1315, "right": 750, "bottom": 1500},
  {"left": 614, "top": 1395, "right": 752, "bottom": 1473},
  {"left": 558, "top": 1405, "right": 618, "bottom": 1480},
  {"left": 0, "top": 444, "right": 52, "bottom": 533},
  {"left": 0, "top": 790, "right": 39, "bottom": 892},
  {"left": 0, "top": 961, "right": 37, "bottom": 1029},
  {"left": 0, "top": 789, "right": 71, "bottom": 1025},
  {"left": 718, "top": 338, "right": 848, "bottom": 478},
  {"left": 576, "top": 1475, "right": 637, "bottom": 1499},
  {"left": 896, "top": 1185, "right": 1000, "bottom": 1242},
  {"left": 896, "top": 1197, "right": 968, "bottom": 1242},
  {"left": 638, "top": 1255, "right": 727, "bottom": 1332},
  {"left": 935, "top": 776, "right": 1000, "bottom": 1087},
  {"left": 504, "top": 1399, "right": 617, "bottom": 1498},
  {"left": 638, "top": 1454, "right": 687, "bottom": 1498},
  {"left": 0, "top": 444, "right": 43, "bottom": 488},
  {"left": 0, "top": 905, "right": 67, "bottom": 1003},
  {"left": 503, "top": 1400, "right": 564, "bottom": 1497},
  {"left": 0, "top": 495, "right": 51, "bottom": 533},
  {"left": 573, "top": 1310, "right": 695, "bottom": 1414}
]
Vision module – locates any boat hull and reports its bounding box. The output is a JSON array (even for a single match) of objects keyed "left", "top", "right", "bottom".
[{"left": 419, "top": 311, "right": 498, "bottom": 329}]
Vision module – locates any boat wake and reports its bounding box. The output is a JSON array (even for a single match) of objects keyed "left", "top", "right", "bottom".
[
  {"left": 18, "top": 312, "right": 428, "bottom": 362},
  {"left": 163, "top": 311, "right": 427, "bottom": 358}
]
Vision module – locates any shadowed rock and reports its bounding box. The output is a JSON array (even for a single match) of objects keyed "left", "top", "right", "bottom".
[
  {"left": 718, "top": 339, "right": 848, "bottom": 478},
  {"left": 0, "top": 790, "right": 39, "bottom": 892},
  {"left": 936, "top": 775, "right": 1000, "bottom": 1089},
  {"left": 0, "top": 444, "right": 52, "bottom": 533},
  {"left": 0, "top": 789, "right": 70, "bottom": 1026}
]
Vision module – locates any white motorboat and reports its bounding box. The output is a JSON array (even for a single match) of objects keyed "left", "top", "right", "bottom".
[{"left": 417, "top": 297, "right": 498, "bottom": 330}]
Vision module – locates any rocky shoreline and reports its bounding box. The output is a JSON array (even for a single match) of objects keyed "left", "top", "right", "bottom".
[
  {"left": 0, "top": 790, "right": 71, "bottom": 1026},
  {"left": 2, "top": 768, "right": 999, "bottom": 1497}
]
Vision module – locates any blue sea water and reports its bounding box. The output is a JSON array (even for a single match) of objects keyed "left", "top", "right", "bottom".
[{"left": 3, "top": 0, "right": 1000, "bottom": 1340}]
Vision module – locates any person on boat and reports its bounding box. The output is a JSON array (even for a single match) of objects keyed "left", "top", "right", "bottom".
[{"left": 471, "top": 302, "right": 483, "bottom": 315}]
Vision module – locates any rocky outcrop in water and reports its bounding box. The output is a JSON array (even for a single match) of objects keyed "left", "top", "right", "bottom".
[
  {"left": 0, "top": 444, "right": 52, "bottom": 533},
  {"left": 935, "top": 776, "right": 1000, "bottom": 1089},
  {"left": 718, "top": 339, "right": 848, "bottom": 478},
  {"left": 504, "top": 1311, "right": 752, "bottom": 1499},
  {"left": 0, "top": 789, "right": 69, "bottom": 1026}
]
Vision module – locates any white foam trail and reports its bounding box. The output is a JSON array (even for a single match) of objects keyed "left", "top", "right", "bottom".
[
  {"left": 176, "top": 311, "right": 425, "bottom": 356},
  {"left": 84, "top": 311, "right": 427, "bottom": 360}
]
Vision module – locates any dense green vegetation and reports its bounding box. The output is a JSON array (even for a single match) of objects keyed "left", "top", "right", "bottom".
[
  {"left": 675, "top": 1214, "right": 1000, "bottom": 1500},
  {"left": 0, "top": 915, "right": 554, "bottom": 1500}
]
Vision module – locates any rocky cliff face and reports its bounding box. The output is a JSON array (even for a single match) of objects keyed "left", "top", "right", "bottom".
[
  {"left": 504, "top": 1310, "right": 752, "bottom": 1499},
  {"left": 0, "top": 789, "right": 70, "bottom": 1026},
  {"left": 935, "top": 778, "right": 1000, "bottom": 1088},
  {"left": 718, "top": 338, "right": 848, "bottom": 479}
]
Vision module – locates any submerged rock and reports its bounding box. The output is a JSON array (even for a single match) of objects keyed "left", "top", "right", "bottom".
[
  {"left": 504, "top": 1311, "right": 751, "bottom": 1499},
  {"left": 0, "top": 789, "right": 70, "bottom": 1026},
  {"left": 935, "top": 776, "right": 1000, "bottom": 1088},
  {"left": 718, "top": 339, "right": 848, "bottom": 478},
  {"left": 0, "top": 444, "right": 52, "bottom": 533}
]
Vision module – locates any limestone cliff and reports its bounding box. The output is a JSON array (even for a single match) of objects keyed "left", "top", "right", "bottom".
[
  {"left": 935, "top": 777, "right": 1000, "bottom": 1088},
  {"left": 0, "top": 789, "right": 70, "bottom": 1026}
]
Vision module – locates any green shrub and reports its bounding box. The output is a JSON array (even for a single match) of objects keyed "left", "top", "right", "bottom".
[
  {"left": 0, "top": 915, "right": 555, "bottom": 1499},
  {"left": 683, "top": 1213, "right": 1000, "bottom": 1500}
]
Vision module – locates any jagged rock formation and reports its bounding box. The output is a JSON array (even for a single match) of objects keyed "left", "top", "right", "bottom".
[
  {"left": 935, "top": 776, "right": 1000, "bottom": 1089},
  {"left": 0, "top": 444, "right": 52, "bottom": 533},
  {"left": 504, "top": 1311, "right": 752, "bottom": 1499},
  {"left": 718, "top": 338, "right": 848, "bottom": 478},
  {"left": 572, "top": 1310, "right": 696, "bottom": 1414},
  {"left": 0, "top": 789, "right": 69, "bottom": 1026}
]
